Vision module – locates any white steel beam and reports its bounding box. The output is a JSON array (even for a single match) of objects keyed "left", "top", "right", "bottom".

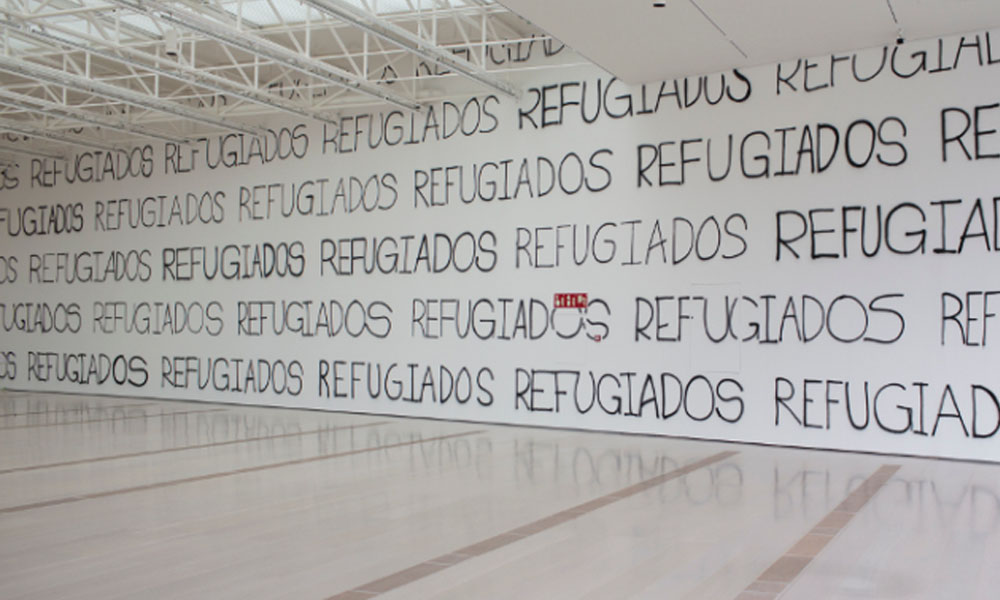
[
  {"left": 0, "top": 116, "right": 119, "bottom": 151},
  {"left": 0, "top": 54, "right": 268, "bottom": 137},
  {"left": 0, "top": 143, "right": 65, "bottom": 161},
  {"left": 3, "top": 22, "right": 341, "bottom": 125},
  {"left": 301, "top": 0, "right": 518, "bottom": 97},
  {"left": 112, "top": 0, "right": 423, "bottom": 112},
  {"left": 0, "top": 88, "right": 190, "bottom": 144}
]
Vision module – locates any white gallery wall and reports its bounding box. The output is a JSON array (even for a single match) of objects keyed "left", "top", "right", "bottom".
[{"left": 1, "top": 30, "right": 998, "bottom": 462}]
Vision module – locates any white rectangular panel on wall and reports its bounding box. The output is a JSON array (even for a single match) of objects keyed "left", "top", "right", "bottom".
[{"left": 1, "top": 30, "right": 998, "bottom": 462}]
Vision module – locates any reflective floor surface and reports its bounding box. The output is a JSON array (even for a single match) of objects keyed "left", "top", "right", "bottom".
[{"left": 1, "top": 390, "right": 998, "bottom": 599}]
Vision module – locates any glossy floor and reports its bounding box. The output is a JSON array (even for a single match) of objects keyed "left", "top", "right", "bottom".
[{"left": 1, "top": 391, "right": 998, "bottom": 599}]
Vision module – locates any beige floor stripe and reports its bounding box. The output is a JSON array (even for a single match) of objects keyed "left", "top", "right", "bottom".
[
  {"left": 327, "top": 450, "right": 741, "bottom": 600},
  {"left": 0, "top": 402, "right": 157, "bottom": 418},
  {"left": 0, "top": 429, "right": 484, "bottom": 514},
  {"left": 0, "top": 407, "right": 228, "bottom": 430},
  {"left": 735, "top": 464, "right": 901, "bottom": 600},
  {"left": 0, "top": 420, "right": 390, "bottom": 475}
]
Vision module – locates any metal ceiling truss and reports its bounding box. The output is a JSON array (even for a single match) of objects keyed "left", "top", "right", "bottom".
[
  {"left": 3, "top": 21, "right": 342, "bottom": 124},
  {"left": 299, "top": 0, "right": 517, "bottom": 97},
  {"left": 0, "top": 114, "right": 118, "bottom": 150},
  {"left": 0, "top": 141, "right": 65, "bottom": 160},
  {"left": 0, "top": 86, "right": 192, "bottom": 143},
  {"left": 112, "top": 0, "right": 425, "bottom": 111},
  {"left": 0, "top": 54, "right": 270, "bottom": 136},
  {"left": 0, "top": 0, "right": 571, "bottom": 161}
]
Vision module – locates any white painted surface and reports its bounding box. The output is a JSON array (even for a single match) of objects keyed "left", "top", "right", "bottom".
[
  {"left": 499, "top": 0, "right": 1000, "bottom": 82},
  {"left": 1, "top": 30, "right": 999, "bottom": 461}
]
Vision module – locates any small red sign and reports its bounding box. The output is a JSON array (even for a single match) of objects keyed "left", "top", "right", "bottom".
[{"left": 554, "top": 293, "right": 588, "bottom": 309}]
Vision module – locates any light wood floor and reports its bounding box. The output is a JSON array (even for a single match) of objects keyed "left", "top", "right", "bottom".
[{"left": 1, "top": 390, "right": 997, "bottom": 599}]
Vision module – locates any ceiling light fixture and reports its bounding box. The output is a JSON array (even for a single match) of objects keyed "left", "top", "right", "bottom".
[{"left": 164, "top": 28, "right": 180, "bottom": 58}]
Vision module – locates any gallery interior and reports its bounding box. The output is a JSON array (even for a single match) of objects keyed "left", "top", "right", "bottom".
[{"left": 1, "top": 1, "right": 999, "bottom": 598}]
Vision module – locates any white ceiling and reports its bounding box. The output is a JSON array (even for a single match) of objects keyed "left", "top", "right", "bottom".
[{"left": 498, "top": 0, "right": 1000, "bottom": 83}]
